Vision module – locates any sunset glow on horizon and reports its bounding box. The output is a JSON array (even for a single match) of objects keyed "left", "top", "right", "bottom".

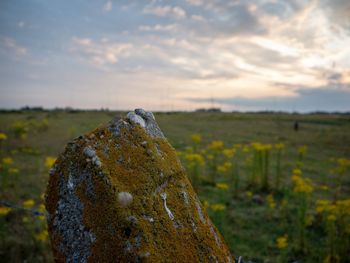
[{"left": 1, "top": 0, "right": 350, "bottom": 112}]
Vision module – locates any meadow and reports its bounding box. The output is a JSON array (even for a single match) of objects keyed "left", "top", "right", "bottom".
[{"left": 0, "top": 110, "right": 349, "bottom": 262}]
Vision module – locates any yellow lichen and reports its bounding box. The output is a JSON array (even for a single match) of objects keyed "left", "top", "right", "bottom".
[{"left": 46, "top": 119, "right": 234, "bottom": 262}]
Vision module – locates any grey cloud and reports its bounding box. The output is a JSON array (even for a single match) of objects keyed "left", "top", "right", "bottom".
[
  {"left": 321, "top": 0, "right": 350, "bottom": 29},
  {"left": 187, "top": 85, "right": 350, "bottom": 112}
]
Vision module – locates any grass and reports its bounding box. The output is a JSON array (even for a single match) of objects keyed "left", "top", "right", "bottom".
[{"left": 0, "top": 110, "right": 350, "bottom": 262}]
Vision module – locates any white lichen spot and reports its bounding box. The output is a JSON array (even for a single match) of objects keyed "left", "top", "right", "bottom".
[
  {"left": 126, "top": 112, "right": 146, "bottom": 128},
  {"left": 209, "top": 224, "right": 222, "bottom": 248},
  {"left": 118, "top": 192, "right": 133, "bottom": 207},
  {"left": 67, "top": 174, "right": 74, "bottom": 190},
  {"left": 139, "top": 251, "right": 151, "bottom": 258},
  {"left": 83, "top": 146, "right": 96, "bottom": 158},
  {"left": 196, "top": 201, "right": 206, "bottom": 224},
  {"left": 144, "top": 215, "right": 154, "bottom": 223},
  {"left": 181, "top": 191, "right": 189, "bottom": 205},
  {"left": 92, "top": 156, "right": 101, "bottom": 167},
  {"left": 191, "top": 220, "right": 197, "bottom": 232},
  {"left": 160, "top": 192, "right": 174, "bottom": 221}
]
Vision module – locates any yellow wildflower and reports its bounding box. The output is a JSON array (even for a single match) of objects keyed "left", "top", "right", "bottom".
[
  {"left": 320, "top": 185, "right": 329, "bottom": 191},
  {"left": 242, "top": 145, "right": 250, "bottom": 153},
  {"left": 298, "top": 145, "right": 308, "bottom": 155},
  {"left": 185, "top": 153, "right": 205, "bottom": 165},
  {"left": 217, "top": 161, "right": 232, "bottom": 173},
  {"left": 291, "top": 175, "right": 314, "bottom": 194},
  {"left": 336, "top": 158, "right": 350, "bottom": 167},
  {"left": 22, "top": 216, "right": 30, "bottom": 223},
  {"left": 38, "top": 215, "right": 46, "bottom": 221},
  {"left": 292, "top": 168, "right": 302, "bottom": 176},
  {"left": 251, "top": 142, "right": 264, "bottom": 151},
  {"left": 223, "top": 148, "right": 235, "bottom": 158},
  {"left": 2, "top": 157, "right": 13, "bottom": 165},
  {"left": 306, "top": 214, "right": 314, "bottom": 226},
  {"left": 0, "top": 133, "right": 7, "bottom": 140},
  {"left": 208, "top": 140, "right": 224, "bottom": 151},
  {"left": 38, "top": 203, "right": 46, "bottom": 213},
  {"left": 203, "top": 200, "right": 209, "bottom": 211},
  {"left": 336, "top": 199, "right": 350, "bottom": 215},
  {"left": 233, "top": 144, "right": 242, "bottom": 149},
  {"left": 0, "top": 207, "right": 11, "bottom": 216},
  {"left": 275, "top": 143, "right": 285, "bottom": 150},
  {"left": 207, "top": 154, "right": 214, "bottom": 160},
  {"left": 216, "top": 183, "right": 229, "bottom": 191},
  {"left": 191, "top": 134, "right": 201, "bottom": 144},
  {"left": 316, "top": 200, "right": 335, "bottom": 214},
  {"left": 267, "top": 194, "right": 276, "bottom": 209},
  {"left": 276, "top": 235, "right": 288, "bottom": 249},
  {"left": 45, "top": 156, "right": 56, "bottom": 169},
  {"left": 23, "top": 199, "right": 35, "bottom": 208},
  {"left": 8, "top": 168, "right": 19, "bottom": 174},
  {"left": 211, "top": 203, "right": 226, "bottom": 212},
  {"left": 35, "top": 230, "right": 48, "bottom": 241},
  {"left": 245, "top": 191, "right": 253, "bottom": 199}
]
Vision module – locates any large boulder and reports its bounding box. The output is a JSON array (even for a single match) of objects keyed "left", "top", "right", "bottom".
[{"left": 45, "top": 109, "right": 234, "bottom": 262}]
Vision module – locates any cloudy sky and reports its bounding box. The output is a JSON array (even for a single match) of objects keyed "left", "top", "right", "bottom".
[{"left": 1, "top": 0, "right": 350, "bottom": 112}]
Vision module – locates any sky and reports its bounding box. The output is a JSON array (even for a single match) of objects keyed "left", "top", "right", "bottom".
[{"left": 0, "top": 0, "right": 350, "bottom": 112}]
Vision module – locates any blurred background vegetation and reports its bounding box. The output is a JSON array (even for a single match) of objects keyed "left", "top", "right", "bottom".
[{"left": 0, "top": 110, "right": 350, "bottom": 262}]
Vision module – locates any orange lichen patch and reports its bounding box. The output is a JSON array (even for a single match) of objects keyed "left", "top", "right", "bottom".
[{"left": 46, "top": 110, "right": 234, "bottom": 262}]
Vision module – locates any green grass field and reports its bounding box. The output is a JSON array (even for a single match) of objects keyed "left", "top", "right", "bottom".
[{"left": 1, "top": 111, "right": 350, "bottom": 262}]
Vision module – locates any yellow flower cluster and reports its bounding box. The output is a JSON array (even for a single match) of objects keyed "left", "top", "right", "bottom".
[
  {"left": 292, "top": 168, "right": 302, "bottom": 176},
  {"left": 35, "top": 230, "right": 48, "bottom": 242},
  {"left": 251, "top": 142, "right": 272, "bottom": 151},
  {"left": 217, "top": 161, "right": 232, "bottom": 173},
  {"left": 245, "top": 191, "right": 253, "bottom": 199},
  {"left": 2, "top": 157, "right": 14, "bottom": 165},
  {"left": 267, "top": 194, "right": 276, "bottom": 209},
  {"left": 276, "top": 235, "right": 288, "bottom": 249},
  {"left": 298, "top": 145, "right": 308, "bottom": 155},
  {"left": 45, "top": 156, "right": 56, "bottom": 169},
  {"left": 0, "top": 133, "right": 7, "bottom": 140},
  {"left": 211, "top": 203, "right": 226, "bottom": 212},
  {"left": 223, "top": 148, "right": 235, "bottom": 158},
  {"left": 216, "top": 183, "right": 229, "bottom": 191},
  {"left": 8, "top": 168, "right": 19, "bottom": 174},
  {"left": 333, "top": 157, "right": 350, "bottom": 174},
  {"left": 208, "top": 140, "right": 224, "bottom": 151},
  {"left": 275, "top": 143, "right": 285, "bottom": 150},
  {"left": 291, "top": 175, "right": 314, "bottom": 194},
  {"left": 0, "top": 206, "right": 11, "bottom": 216},
  {"left": 191, "top": 134, "right": 201, "bottom": 144},
  {"left": 316, "top": 199, "right": 350, "bottom": 218},
  {"left": 23, "top": 199, "right": 35, "bottom": 208},
  {"left": 184, "top": 153, "right": 205, "bottom": 165}
]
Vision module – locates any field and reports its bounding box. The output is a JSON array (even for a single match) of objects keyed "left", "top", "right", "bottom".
[{"left": 0, "top": 110, "right": 350, "bottom": 262}]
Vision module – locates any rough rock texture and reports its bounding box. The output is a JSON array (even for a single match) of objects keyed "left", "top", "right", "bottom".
[{"left": 45, "top": 109, "right": 234, "bottom": 262}]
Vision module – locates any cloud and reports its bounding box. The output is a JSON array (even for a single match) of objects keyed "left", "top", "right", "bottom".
[
  {"left": 143, "top": 5, "right": 186, "bottom": 19},
  {"left": 103, "top": 0, "right": 112, "bottom": 12},
  {"left": 320, "top": 0, "right": 350, "bottom": 28},
  {"left": 139, "top": 24, "right": 177, "bottom": 32},
  {"left": 71, "top": 37, "right": 133, "bottom": 66},
  {"left": 187, "top": 83, "right": 350, "bottom": 112},
  {"left": 1, "top": 37, "right": 27, "bottom": 57}
]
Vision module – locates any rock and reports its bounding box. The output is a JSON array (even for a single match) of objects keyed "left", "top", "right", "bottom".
[{"left": 45, "top": 109, "right": 234, "bottom": 262}]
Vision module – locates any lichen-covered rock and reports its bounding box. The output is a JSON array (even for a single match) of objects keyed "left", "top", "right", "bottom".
[{"left": 45, "top": 109, "right": 234, "bottom": 262}]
